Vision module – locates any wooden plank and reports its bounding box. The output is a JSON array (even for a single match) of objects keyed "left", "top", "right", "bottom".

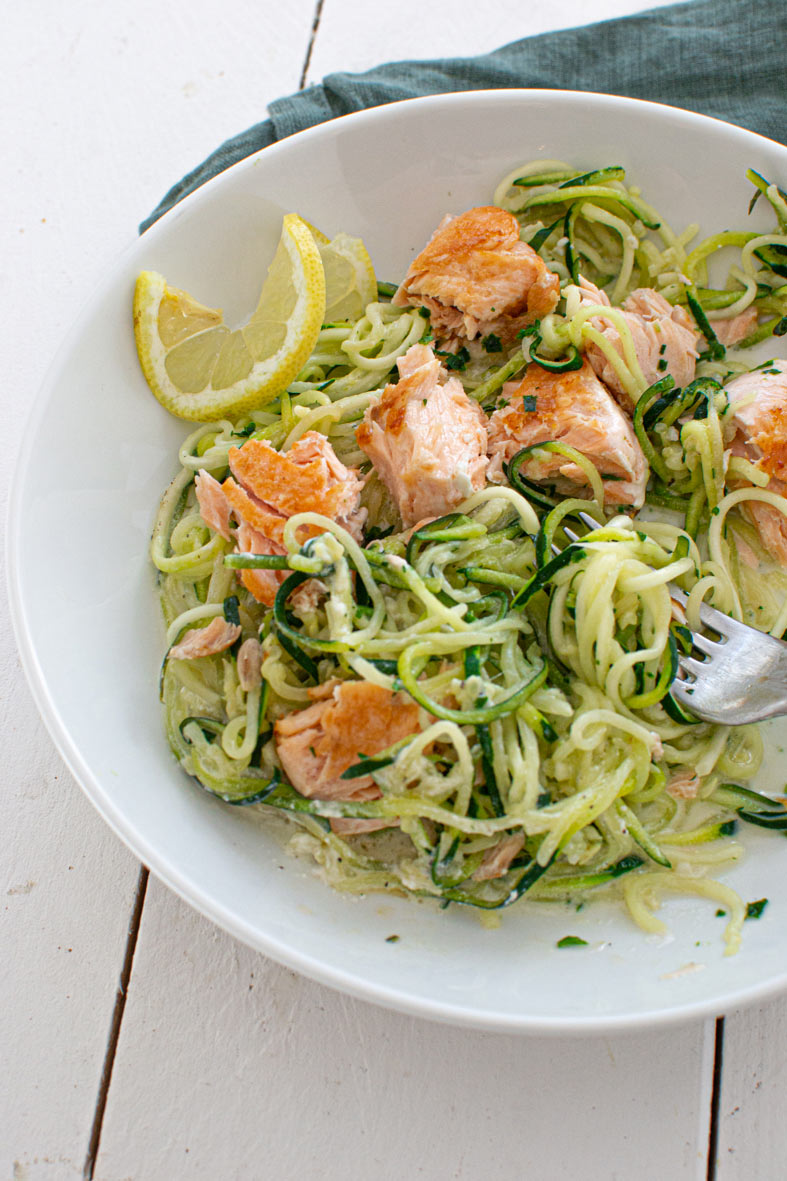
[
  {"left": 715, "top": 999, "right": 787, "bottom": 1178},
  {"left": 1, "top": 1, "right": 316, "bottom": 1177},
  {"left": 0, "top": 694, "right": 141, "bottom": 1181},
  {"left": 95, "top": 877, "right": 714, "bottom": 1180},
  {"left": 307, "top": 0, "right": 676, "bottom": 83}
]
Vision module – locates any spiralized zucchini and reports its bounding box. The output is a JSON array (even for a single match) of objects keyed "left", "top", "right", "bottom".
[{"left": 152, "top": 160, "right": 787, "bottom": 953}]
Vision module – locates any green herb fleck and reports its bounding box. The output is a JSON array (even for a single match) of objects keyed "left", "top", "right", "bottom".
[
  {"left": 537, "top": 791, "right": 552, "bottom": 808},
  {"left": 223, "top": 595, "right": 241, "bottom": 626},
  {"left": 482, "top": 333, "right": 503, "bottom": 353},
  {"left": 746, "top": 898, "right": 769, "bottom": 920},
  {"left": 715, "top": 909, "right": 726, "bottom": 917},
  {"left": 232, "top": 422, "right": 256, "bottom": 438},
  {"left": 436, "top": 347, "right": 470, "bottom": 371},
  {"left": 557, "top": 936, "right": 588, "bottom": 948},
  {"left": 385, "top": 934, "right": 400, "bottom": 943},
  {"left": 657, "top": 358, "right": 668, "bottom": 372}
]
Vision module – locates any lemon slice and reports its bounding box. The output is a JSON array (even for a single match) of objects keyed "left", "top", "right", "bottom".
[
  {"left": 317, "top": 232, "right": 377, "bottom": 323},
  {"left": 133, "top": 213, "right": 326, "bottom": 421}
]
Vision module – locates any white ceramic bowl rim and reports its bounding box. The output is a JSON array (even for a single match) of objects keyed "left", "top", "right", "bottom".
[{"left": 9, "top": 89, "right": 787, "bottom": 1034}]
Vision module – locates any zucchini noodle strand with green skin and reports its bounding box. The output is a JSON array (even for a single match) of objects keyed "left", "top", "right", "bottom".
[{"left": 150, "top": 157, "right": 787, "bottom": 946}]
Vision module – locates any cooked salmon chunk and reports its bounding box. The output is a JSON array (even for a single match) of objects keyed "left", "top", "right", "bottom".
[
  {"left": 193, "top": 431, "right": 366, "bottom": 606},
  {"left": 473, "top": 832, "right": 526, "bottom": 881},
  {"left": 726, "top": 359, "right": 787, "bottom": 563},
  {"left": 577, "top": 278, "right": 699, "bottom": 411},
  {"left": 393, "top": 206, "right": 560, "bottom": 347},
  {"left": 274, "top": 680, "right": 421, "bottom": 801},
  {"left": 168, "top": 616, "right": 241, "bottom": 660},
  {"left": 486, "top": 360, "right": 648, "bottom": 507},
  {"left": 712, "top": 306, "right": 758, "bottom": 347},
  {"left": 356, "top": 343, "right": 489, "bottom": 528}
]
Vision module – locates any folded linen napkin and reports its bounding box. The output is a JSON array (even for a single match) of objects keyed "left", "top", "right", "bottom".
[{"left": 142, "top": 0, "right": 785, "bottom": 231}]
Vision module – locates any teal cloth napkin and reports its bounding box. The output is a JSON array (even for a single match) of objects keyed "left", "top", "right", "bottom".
[{"left": 142, "top": 0, "right": 786, "bottom": 232}]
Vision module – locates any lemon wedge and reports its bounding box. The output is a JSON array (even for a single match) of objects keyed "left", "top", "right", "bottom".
[
  {"left": 317, "top": 232, "right": 377, "bottom": 322},
  {"left": 133, "top": 213, "right": 326, "bottom": 421}
]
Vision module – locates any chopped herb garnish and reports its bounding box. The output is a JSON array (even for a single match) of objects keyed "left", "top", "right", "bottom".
[
  {"left": 746, "top": 898, "right": 769, "bottom": 919},
  {"left": 537, "top": 791, "right": 552, "bottom": 808},
  {"left": 223, "top": 595, "right": 241, "bottom": 626},
  {"left": 517, "top": 320, "right": 541, "bottom": 339},
  {"left": 774, "top": 317, "right": 787, "bottom": 337},
  {"left": 715, "top": 909, "right": 726, "bottom": 917},
  {"left": 522, "top": 395, "right": 538, "bottom": 412},
  {"left": 482, "top": 333, "right": 503, "bottom": 353},
  {"left": 437, "top": 347, "right": 470, "bottom": 371},
  {"left": 385, "top": 934, "right": 400, "bottom": 943},
  {"left": 231, "top": 422, "right": 256, "bottom": 438},
  {"left": 557, "top": 935, "right": 588, "bottom": 948},
  {"left": 657, "top": 358, "right": 668, "bottom": 372}
]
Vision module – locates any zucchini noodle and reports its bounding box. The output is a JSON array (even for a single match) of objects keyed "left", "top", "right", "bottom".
[{"left": 150, "top": 157, "right": 787, "bottom": 950}]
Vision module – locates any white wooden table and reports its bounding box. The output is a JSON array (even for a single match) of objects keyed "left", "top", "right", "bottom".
[{"left": 4, "top": 3, "right": 785, "bottom": 1177}]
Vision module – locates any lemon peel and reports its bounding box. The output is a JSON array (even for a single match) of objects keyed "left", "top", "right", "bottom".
[{"left": 133, "top": 213, "right": 326, "bottom": 422}]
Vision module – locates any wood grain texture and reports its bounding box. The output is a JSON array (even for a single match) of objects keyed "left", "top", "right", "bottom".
[
  {"left": 716, "top": 999, "right": 787, "bottom": 1179},
  {"left": 94, "top": 877, "right": 714, "bottom": 1181},
  {"left": 1, "top": 2, "right": 315, "bottom": 1176}
]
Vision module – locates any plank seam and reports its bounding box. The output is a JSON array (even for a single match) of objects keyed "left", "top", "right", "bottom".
[
  {"left": 706, "top": 1015, "right": 725, "bottom": 1180},
  {"left": 299, "top": 0, "right": 325, "bottom": 90},
  {"left": 82, "top": 864, "right": 149, "bottom": 1180}
]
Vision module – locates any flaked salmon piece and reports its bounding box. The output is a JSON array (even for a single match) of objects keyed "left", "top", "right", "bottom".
[
  {"left": 392, "top": 206, "right": 560, "bottom": 347},
  {"left": 194, "top": 470, "right": 233, "bottom": 541},
  {"left": 666, "top": 769, "right": 700, "bottom": 800},
  {"left": 473, "top": 832, "right": 526, "bottom": 881},
  {"left": 236, "top": 521, "right": 288, "bottom": 607},
  {"left": 237, "top": 637, "right": 263, "bottom": 692},
  {"left": 577, "top": 278, "right": 699, "bottom": 412},
  {"left": 712, "top": 306, "right": 758, "bottom": 347},
  {"left": 356, "top": 343, "right": 488, "bottom": 528},
  {"left": 226, "top": 432, "right": 366, "bottom": 541},
  {"left": 726, "top": 360, "right": 787, "bottom": 563},
  {"left": 486, "top": 360, "right": 648, "bottom": 507},
  {"left": 168, "top": 615, "right": 241, "bottom": 660},
  {"left": 221, "top": 479, "right": 293, "bottom": 548},
  {"left": 194, "top": 431, "right": 366, "bottom": 607},
  {"left": 274, "top": 680, "right": 421, "bottom": 801}
]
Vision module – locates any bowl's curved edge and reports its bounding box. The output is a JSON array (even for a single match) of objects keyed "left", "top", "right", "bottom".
[{"left": 8, "top": 87, "right": 787, "bottom": 1035}]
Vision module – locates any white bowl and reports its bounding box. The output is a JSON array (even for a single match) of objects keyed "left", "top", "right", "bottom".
[{"left": 10, "top": 90, "right": 787, "bottom": 1033}]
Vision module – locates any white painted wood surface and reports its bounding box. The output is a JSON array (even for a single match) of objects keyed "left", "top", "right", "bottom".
[{"left": 3, "top": 2, "right": 786, "bottom": 1178}]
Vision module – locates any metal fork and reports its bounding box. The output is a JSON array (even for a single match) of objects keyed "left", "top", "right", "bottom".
[{"left": 560, "top": 512, "right": 787, "bottom": 726}]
